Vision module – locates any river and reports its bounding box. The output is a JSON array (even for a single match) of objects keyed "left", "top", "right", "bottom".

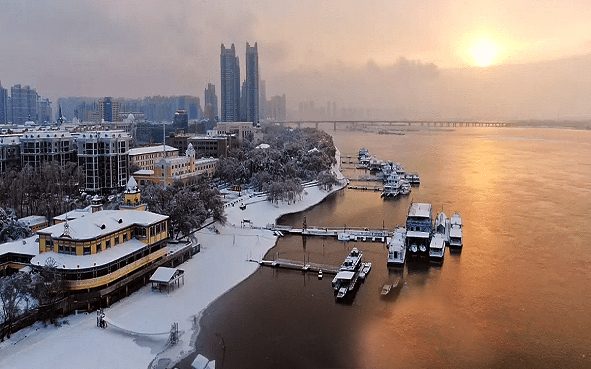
[{"left": 181, "top": 126, "right": 591, "bottom": 368}]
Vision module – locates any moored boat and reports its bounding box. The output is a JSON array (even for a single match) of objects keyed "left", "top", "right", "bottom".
[
  {"left": 429, "top": 233, "right": 446, "bottom": 261},
  {"left": 359, "top": 262, "right": 372, "bottom": 280},
  {"left": 434, "top": 212, "right": 450, "bottom": 244},
  {"left": 449, "top": 213, "right": 463, "bottom": 248},
  {"left": 387, "top": 227, "right": 407, "bottom": 266}
]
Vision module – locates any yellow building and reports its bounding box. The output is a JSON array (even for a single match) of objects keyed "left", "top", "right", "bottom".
[
  {"left": 33, "top": 209, "right": 169, "bottom": 291},
  {"left": 133, "top": 143, "right": 218, "bottom": 186}
]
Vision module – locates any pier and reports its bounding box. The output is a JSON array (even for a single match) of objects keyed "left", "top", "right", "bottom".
[
  {"left": 254, "top": 258, "right": 341, "bottom": 275},
  {"left": 268, "top": 224, "right": 390, "bottom": 242}
]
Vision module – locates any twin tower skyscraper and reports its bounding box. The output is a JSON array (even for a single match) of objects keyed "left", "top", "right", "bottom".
[{"left": 220, "top": 42, "right": 259, "bottom": 124}]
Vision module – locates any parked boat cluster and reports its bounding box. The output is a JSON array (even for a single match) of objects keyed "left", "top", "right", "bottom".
[
  {"left": 387, "top": 202, "right": 463, "bottom": 266},
  {"left": 357, "top": 148, "right": 419, "bottom": 198}
]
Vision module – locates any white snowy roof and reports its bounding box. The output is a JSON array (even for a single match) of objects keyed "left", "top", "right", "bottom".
[
  {"left": 39, "top": 210, "right": 168, "bottom": 241},
  {"left": 255, "top": 143, "right": 270, "bottom": 149},
  {"left": 18, "top": 215, "right": 47, "bottom": 227},
  {"left": 334, "top": 270, "right": 355, "bottom": 280},
  {"left": 450, "top": 226, "right": 463, "bottom": 238},
  {"left": 0, "top": 236, "right": 39, "bottom": 257},
  {"left": 150, "top": 267, "right": 178, "bottom": 283},
  {"left": 31, "top": 238, "right": 149, "bottom": 270},
  {"left": 125, "top": 176, "right": 138, "bottom": 192},
  {"left": 53, "top": 206, "right": 94, "bottom": 222},
  {"left": 128, "top": 145, "right": 178, "bottom": 156},
  {"left": 408, "top": 203, "right": 432, "bottom": 218},
  {"left": 134, "top": 169, "right": 154, "bottom": 175}
]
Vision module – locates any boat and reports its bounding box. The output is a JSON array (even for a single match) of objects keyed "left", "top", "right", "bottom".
[
  {"left": 387, "top": 227, "right": 407, "bottom": 266},
  {"left": 449, "top": 213, "right": 463, "bottom": 248},
  {"left": 317, "top": 270, "right": 323, "bottom": 279},
  {"left": 405, "top": 172, "right": 420, "bottom": 185},
  {"left": 405, "top": 203, "right": 433, "bottom": 256},
  {"left": 359, "top": 262, "right": 372, "bottom": 280},
  {"left": 332, "top": 270, "right": 360, "bottom": 298},
  {"left": 339, "top": 247, "right": 363, "bottom": 272},
  {"left": 368, "top": 156, "right": 384, "bottom": 171},
  {"left": 434, "top": 212, "right": 450, "bottom": 244},
  {"left": 358, "top": 148, "right": 370, "bottom": 161},
  {"left": 429, "top": 233, "right": 446, "bottom": 261},
  {"left": 399, "top": 180, "right": 411, "bottom": 195},
  {"left": 381, "top": 173, "right": 401, "bottom": 198},
  {"left": 381, "top": 284, "right": 392, "bottom": 295}
]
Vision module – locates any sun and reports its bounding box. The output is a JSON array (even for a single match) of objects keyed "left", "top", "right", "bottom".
[{"left": 469, "top": 40, "right": 498, "bottom": 67}]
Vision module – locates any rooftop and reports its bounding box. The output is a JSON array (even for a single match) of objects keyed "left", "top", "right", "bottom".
[
  {"left": 128, "top": 145, "right": 178, "bottom": 156},
  {"left": 39, "top": 210, "right": 168, "bottom": 241},
  {"left": 0, "top": 235, "right": 39, "bottom": 258},
  {"left": 408, "top": 203, "right": 432, "bottom": 218}
]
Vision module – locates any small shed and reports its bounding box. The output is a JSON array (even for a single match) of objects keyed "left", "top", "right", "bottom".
[{"left": 150, "top": 267, "right": 185, "bottom": 293}]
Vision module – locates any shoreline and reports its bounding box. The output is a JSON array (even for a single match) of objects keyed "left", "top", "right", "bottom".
[{"left": 0, "top": 151, "right": 346, "bottom": 369}]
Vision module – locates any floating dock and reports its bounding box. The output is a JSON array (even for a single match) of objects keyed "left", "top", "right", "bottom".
[{"left": 267, "top": 225, "right": 389, "bottom": 242}]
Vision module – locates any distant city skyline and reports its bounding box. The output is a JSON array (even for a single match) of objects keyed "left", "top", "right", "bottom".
[{"left": 2, "top": 1, "right": 591, "bottom": 120}]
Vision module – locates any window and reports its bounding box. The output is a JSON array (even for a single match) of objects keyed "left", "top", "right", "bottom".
[
  {"left": 105, "top": 239, "right": 110, "bottom": 249},
  {"left": 97, "top": 243, "right": 102, "bottom": 252},
  {"left": 83, "top": 246, "right": 91, "bottom": 255},
  {"left": 114, "top": 236, "right": 119, "bottom": 245},
  {"left": 123, "top": 233, "right": 128, "bottom": 242}
]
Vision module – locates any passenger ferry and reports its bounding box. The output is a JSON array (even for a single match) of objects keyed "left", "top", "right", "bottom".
[
  {"left": 405, "top": 202, "right": 433, "bottom": 256},
  {"left": 429, "top": 233, "right": 446, "bottom": 261},
  {"left": 399, "top": 180, "right": 411, "bottom": 195},
  {"left": 449, "top": 213, "right": 463, "bottom": 248},
  {"left": 387, "top": 227, "right": 407, "bottom": 266}
]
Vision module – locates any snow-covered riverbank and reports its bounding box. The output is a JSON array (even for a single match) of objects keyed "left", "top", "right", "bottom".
[{"left": 0, "top": 155, "right": 346, "bottom": 369}]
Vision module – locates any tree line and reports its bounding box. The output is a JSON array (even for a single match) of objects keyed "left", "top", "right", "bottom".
[{"left": 214, "top": 126, "right": 339, "bottom": 203}]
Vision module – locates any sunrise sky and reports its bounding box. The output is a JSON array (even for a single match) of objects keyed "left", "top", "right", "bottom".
[{"left": 2, "top": 0, "right": 591, "bottom": 120}]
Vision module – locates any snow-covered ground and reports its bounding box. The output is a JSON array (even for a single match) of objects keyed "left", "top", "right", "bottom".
[{"left": 0, "top": 156, "right": 345, "bottom": 369}]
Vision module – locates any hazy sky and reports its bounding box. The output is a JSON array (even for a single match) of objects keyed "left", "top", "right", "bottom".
[{"left": 2, "top": 0, "right": 591, "bottom": 120}]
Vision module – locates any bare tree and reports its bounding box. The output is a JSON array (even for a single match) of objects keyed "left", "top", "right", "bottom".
[{"left": 0, "top": 273, "right": 32, "bottom": 339}]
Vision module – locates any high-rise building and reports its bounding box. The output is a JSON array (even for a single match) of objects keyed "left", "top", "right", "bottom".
[
  {"left": 0, "top": 82, "right": 7, "bottom": 124},
  {"left": 204, "top": 83, "right": 218, "bottom": 120},
  {"left": 220, "top": 43, "right": 241, "bottom": 122},
  {"left": 99, "top": 97, "right": 120, "bottom": 122},
  {"left": 11, "top": 84, "right": 38, "bottom": 124},
  {"left": 244, "top": 42, "right": 259, "bottom": 125},
  {"left": 76, "top": 130, "right": 130, "bottom": 194},
  {"left": 269, "top": 94, "right": 287, "bottom": 121},
  {"left": 259, "top": 79, "right": 267, "bottom": 121}
]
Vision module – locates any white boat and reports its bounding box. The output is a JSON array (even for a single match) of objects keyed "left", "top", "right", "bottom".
[
  {"left": 339, "top": 247, "right": 363, "bottom": 272},
  {"left": 381, "top": 284, "right": 392, "bottom": 295},
  {"left": 387, "top": 227, "right": 407, "bottom": 266},
  {"left": 429, "top": 233, "right": 446, "bottom": 261},
  {"left": 317, "top": 270, "right": 323, "bottom": 279},
  {"left": 449, "top": 213, "right": 463, "bottom": 248},
  {"left": 368, "top": 156, "right": 383, "bottom": 171},
  {"left": 359, "top": 262, "right": 372, "bottom": 280},
  {"left": 332, "top": 270, "right": 359, "bottom": 298},
  {"left": 381, "top": 173, "right": 401, "bottom": 198},
  {"left": 399, "top": 180, "right": 411, "bottom": 195},
  {"left": 434, "top": 212, "right": 450, "bottom": 244}
]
